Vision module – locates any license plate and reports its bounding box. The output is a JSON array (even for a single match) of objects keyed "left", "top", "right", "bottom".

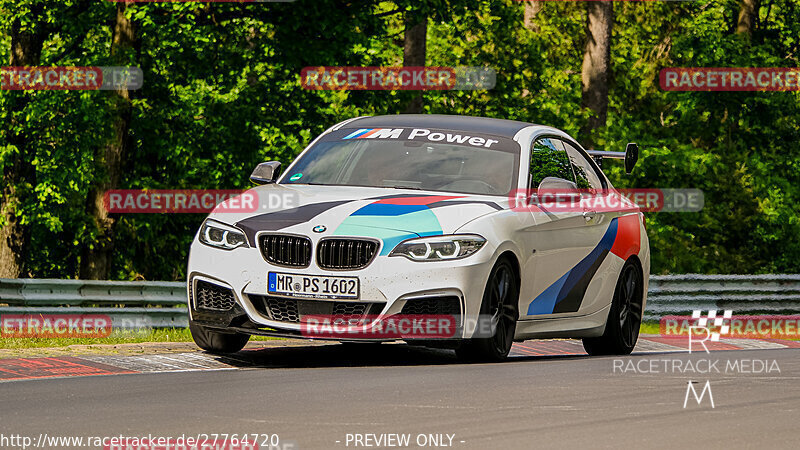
[{"left": 268, "top": 272, "right": 359, "bottom": 299}]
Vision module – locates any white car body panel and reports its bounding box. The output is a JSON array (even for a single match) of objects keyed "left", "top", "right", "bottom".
[{"left": 187, "top": 115, "right": 650, "bottom": 342}]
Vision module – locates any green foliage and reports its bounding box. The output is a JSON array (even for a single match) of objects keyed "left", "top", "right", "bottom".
[{"left": 1, "top": 0, "right": 799, "bottom": 279}]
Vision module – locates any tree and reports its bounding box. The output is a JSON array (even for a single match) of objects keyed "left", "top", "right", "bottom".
[
  {"left": 580, "top": 1, "right": 613, "bottom": 150},
  {"left": 737, "top": 0, "right": 759, "bottom": 35},
  {"left": 2, "top": 0, "right": 800, "bottom": 279},
  {"left": 523, "top": 1, "right": 542, "bottom": 32},
  {"left": 403, "top": 9, "right": 427, "bottom": 113},
  {"left": 79, "top": 2, "right": 137, "bottom": 279},
  {"left": 0, "top": 4, "right": 47, "bottom": 277}
]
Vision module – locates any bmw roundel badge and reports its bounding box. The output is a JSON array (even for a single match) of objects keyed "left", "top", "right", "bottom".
[{"left": 313, "top": 225, "right": 327, "bottom": 233}]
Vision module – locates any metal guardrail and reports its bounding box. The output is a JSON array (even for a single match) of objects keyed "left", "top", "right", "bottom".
[
  {"left": 1, "top": 275, "right": 799, "bottom": 328},
  {"left": 0, "top": 278, "right": 188, "bottom": 328},
  {"left": 645, "top": 274, "right": 800, "bottom": 320}
]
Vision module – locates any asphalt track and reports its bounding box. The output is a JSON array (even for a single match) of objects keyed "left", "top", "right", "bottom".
[{"left": 1, "top": 340, "right": 799, "bottom": 450}]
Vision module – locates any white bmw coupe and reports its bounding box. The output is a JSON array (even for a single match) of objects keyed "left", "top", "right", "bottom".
[{"left": 187, "top": 115, "right": 649, "bottom": 361}]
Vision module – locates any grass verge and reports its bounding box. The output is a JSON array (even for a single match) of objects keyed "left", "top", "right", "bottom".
[
  {"left": 0, "top": 328, "right": 278, "bottom": 350},
  {"left": 639, "top": 321, "right": 661, "bottom": 335},
  {"left": 3, "top": 323, "right": 663, "bottom": 350}
]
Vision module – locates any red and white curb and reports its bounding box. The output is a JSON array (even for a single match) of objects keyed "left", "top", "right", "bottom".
[
  {"left": 509, "top": 335, "right": 800, "bottom": 357},
  {"left": 1, "top": 336, "right": 798, "bottom": 382}
]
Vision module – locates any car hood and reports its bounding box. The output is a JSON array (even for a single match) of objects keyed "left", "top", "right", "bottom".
[{"left": 207, "top": 184, "right": 507, "bottom": 255}]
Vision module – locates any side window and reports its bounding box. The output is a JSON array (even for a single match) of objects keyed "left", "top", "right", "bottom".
[
  {"left": 561, "top": 140, "right": 603, "bottom": 192},
  {"left": 529, "top": 138, "right": 576, "bottom": 188}
]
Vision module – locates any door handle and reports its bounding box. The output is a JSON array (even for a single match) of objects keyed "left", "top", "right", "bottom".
[{"left": 583, "top": 210, "right": 597, "bottom": 221}]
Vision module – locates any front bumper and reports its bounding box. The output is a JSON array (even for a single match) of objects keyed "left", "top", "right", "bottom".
[{"left": 186, "top": 237, "right": 496, "bottom": 340}]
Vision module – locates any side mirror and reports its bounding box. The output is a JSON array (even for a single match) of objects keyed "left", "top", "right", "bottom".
[
  {"left": 538, "top": 176, "right": 579, "bottom": 192},
  {"left": 536, "top": 177, "right": 581, "bottom": 206},
  {"left": 250, "top": 161, "right": 281, "bottom": 185},
  {"left": 625, "top": 143, "right": 639, "bottom": 174}
]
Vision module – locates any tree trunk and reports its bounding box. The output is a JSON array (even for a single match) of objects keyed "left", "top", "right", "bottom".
[
  {"left": 736, "top": 0, "right": 759, "bottom": 35},
  {"left": 524, "top": 1, "right": 542, "bottom": 32},
  {"left": 403, "top": 12, "right": 427, "bottom": 114},
  {"left": 0, "top": 12, "right": 46, "bottom": 278},
  {"left": 79, "top": 2, "right": 136, "bottom": 279},
  {"left": 580, "top": 1, "right": 613, "bottom": 150}
]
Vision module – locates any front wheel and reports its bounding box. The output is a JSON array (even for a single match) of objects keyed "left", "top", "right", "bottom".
[
  {"left": 582, "top": 260, "right": 643, "bottom": 356},
  {"left": 189, "top": 321, "right": 250, "bottom": 354},
  {"left": 456, "top": 258, "right": 519, "bottom": 362}
]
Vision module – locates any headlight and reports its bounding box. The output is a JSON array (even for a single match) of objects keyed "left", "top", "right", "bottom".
[
  {"left": 389, "top": 234, "right": 486, "bottom": 261},
  {"left": 198, "top": 219, "right": 249, "bottom": 250}
]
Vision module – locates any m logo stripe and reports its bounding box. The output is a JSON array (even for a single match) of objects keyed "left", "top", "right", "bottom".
[
  {"left": 343, "top": 129, "right": 371, "bottom": 139},
  {"left": 358, "top": 129, "right": 381, "bottom": 138}
]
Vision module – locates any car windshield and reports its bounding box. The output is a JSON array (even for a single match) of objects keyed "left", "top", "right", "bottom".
[{"left": 281, "top": 130, "right": 519, "bottom": 196}]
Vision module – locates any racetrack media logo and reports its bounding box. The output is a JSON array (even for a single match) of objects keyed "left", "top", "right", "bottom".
[
  {"left": 301, "top": 66, "right": 496, "bottom": 90},
  {"left": 692, "top": 309, "right": 732, "bottom": 341},
  {"left": 660, "top": 67, "right": 800, "bottom": 91},
  {"left": 1, "top": 66, "right": 142, "bottom": 90},
  {"left": 684, "top": 380, "right": 714, "bottom": 408},
  {"left": 615, "top": 309, "right": 783, "bottom": 410},
  {"left": 682, "top": 311, "right": 726, "bottom": 408},
  {"left": 685, "top": 310, "right": 732, "bottom": 353},
  {"left": 1, "top": 314, "right": 112, "bottom": 338}
]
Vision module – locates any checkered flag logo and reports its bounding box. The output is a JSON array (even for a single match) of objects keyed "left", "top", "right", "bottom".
[{"left": 692, "top": 310, "right": 733, "bottom": 341}]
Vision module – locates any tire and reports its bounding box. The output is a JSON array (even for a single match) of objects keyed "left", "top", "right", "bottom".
[
  {"left": 189, "top": 321, "right": 250, "bottom": 354},
  {"left": 456, "top": 258, "right": 519, "bottom": 362},
  {"left": 340, "top": 341, "right": 383, "bottom": 347},
  {"left": 582, "top": 259, "right": 643, "bottom": 356}
]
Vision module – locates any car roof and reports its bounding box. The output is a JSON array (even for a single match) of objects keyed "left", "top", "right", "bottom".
[{"left": 345, "top": 114, "right": 539, "bottom": 140}]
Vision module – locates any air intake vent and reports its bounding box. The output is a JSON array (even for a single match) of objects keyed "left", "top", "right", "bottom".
[
  {"left": 194, "top": 280, "right": 236, "bottom": 311},
  {"left": 400, "top": 296, "right": 461, "bottom": 316},
  {"left": 259, "top": 234, "right": 312, "bottom": 267},
  {"left": 317, "top": 239, "right": 378, "bottom": 270},
  {"left": 264, "top": 296, "right": 300, "bottom": 323},
  {"left": 248, "top": 295, "right": 385, "bottom": 324}
]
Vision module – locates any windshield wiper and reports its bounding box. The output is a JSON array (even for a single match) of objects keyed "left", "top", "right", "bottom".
[
  {"left": 385, "top": 185, "right": 423, "bottom": 190},
  {"left": 287, "top": 182, "right": 424, "bottom": 190}
]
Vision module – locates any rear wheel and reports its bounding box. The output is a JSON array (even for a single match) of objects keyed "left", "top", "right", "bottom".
[
  {"left": 582, "top": 260, "right": 643, "bottom": 356},
  {"left": 189, "top": 321, "right": 249, "bottom": 354},
  {"left": 456, "top": 258, "right": 518, "bottom": 362}
]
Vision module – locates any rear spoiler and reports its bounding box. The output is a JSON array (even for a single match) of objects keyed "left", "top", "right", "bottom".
[{"left": 587, "top": 143, "right": 639, "bottom": 174}]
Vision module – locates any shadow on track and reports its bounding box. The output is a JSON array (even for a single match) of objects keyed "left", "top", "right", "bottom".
[{"left": 203, "top": 341, "right": 601, "bottom": 369}]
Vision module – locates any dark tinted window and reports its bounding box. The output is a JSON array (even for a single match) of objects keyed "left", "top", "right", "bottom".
[
  {"left": 529, "top": 138, "right": 575, "bottom": 188},
  {"left": 283, "top": 134, "right": 518, "bottom": 195},
  {"left": 561, "top": 140, "right": 603, "bottom": 191}
]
